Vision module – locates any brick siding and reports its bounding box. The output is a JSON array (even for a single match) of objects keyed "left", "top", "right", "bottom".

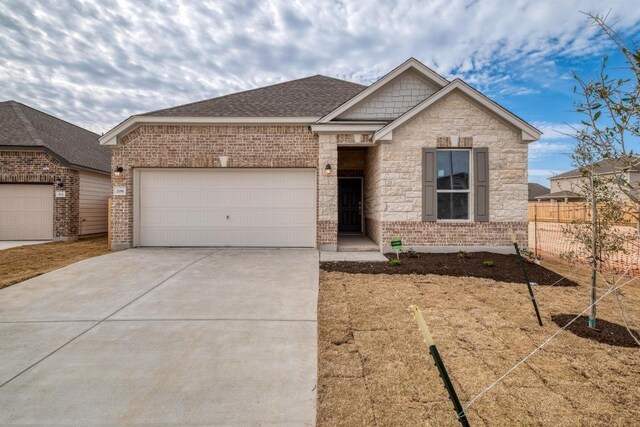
[
  {"left": 0, "top": 150, "right": 79, "bottom": 240},
  {"left": 110, "top": 125, "right": 319, "bottom": 248}
]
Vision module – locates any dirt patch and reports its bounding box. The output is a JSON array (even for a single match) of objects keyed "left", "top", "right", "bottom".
[
  {"left": 321, "top": 251, "right": 578, "bottom": 286},
  {"left": 551, "top": 314, "right": 640, "bottom": 348},
  {"left": 0, "top": 236, "right": 109, "bottom": 289},
  {"left": 317, "top": 270, "right": 640, "bottom": 426}
]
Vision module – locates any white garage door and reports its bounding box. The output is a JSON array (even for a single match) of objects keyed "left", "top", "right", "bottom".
[
  {"left": 0, "top": 184, "right": 54, "bottom": 240},
  {"left": 136, "top": 169, "right": 316, "bottom": 247}
]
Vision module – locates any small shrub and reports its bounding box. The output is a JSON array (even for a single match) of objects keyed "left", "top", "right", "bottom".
[
  {"left": 483, "top": 260, "right": 494, "bottom": 267},
  {"left": 388, "top": 259, "right": 401, "bottom": 267},
  {"left": 406, "top": 248, "right": 418, "bottom": 258}
]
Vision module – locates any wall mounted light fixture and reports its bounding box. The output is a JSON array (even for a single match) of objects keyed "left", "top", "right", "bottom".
[
  {"left": 324, "top": 164, "right": 332, "bottom": 176},
  {"left": 54, "top": 177, "right": 63, "bottom": 188},
  {"left": 114, "top": 166, "right": 124, "bottom": 177}
]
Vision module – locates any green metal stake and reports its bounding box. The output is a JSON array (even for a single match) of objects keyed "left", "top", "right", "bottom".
[
  {"left": 510, "top": 230, "right": 543, "bottom": 327},
  {"left": 411, "top": 306, "right": 471, "bottom": 427}
]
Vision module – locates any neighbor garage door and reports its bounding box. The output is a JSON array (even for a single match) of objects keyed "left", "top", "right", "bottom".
[
  {"left": 0, "top": 184, "right": 53, "bottom": 240},
  {"left": 136, "top": 169, "right": 316, "bottom": 247}
]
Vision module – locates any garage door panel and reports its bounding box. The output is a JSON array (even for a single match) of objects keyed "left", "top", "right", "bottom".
[
  {"left": 138, "top": 169, "right": 316, "bottom": 247},
  {"left": 0, "top": 184, "right": 53, "bottom": 240}
]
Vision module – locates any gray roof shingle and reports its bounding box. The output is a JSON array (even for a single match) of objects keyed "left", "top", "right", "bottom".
[
  {"left": 528, "top": 183, "right": 550, "bottom": 200},
  {"left": 0, "top": 101, "right": 110, "bottom": 173},
  {"left": 142, "top": 75, "right": 367, "bottom": 118},
  {"left": 535, "top": 191, "right": 584, "bottom": 200},
  {"left": 551, "top": 158, "right": 639, "bottom": 180}
]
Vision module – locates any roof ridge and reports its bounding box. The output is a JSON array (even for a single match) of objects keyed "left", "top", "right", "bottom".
[
  {"left": 143, "top": 74, "right": 365, "bottom": 116},
  {"left": 9, "top": 100, "right": 100, "bottom": 137},
  {"left": 9, "top": 101, "right": 46, "bottom": 147}
]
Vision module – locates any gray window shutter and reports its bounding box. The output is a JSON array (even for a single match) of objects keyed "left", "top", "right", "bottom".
[
  {"left": 422, "top": 148, "right": 437, "bottom": 221},
  {"left": 473, "top": 147, "right": 489, "bottom": 221}
]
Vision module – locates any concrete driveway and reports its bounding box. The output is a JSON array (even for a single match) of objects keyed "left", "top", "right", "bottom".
[{"left": 0, "top": 248, "right": 318, "bottom": 425}]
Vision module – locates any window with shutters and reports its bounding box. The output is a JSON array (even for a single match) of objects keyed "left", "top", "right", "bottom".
[{"left": 436, "top": 150, "right": 470, "bottom": 220}]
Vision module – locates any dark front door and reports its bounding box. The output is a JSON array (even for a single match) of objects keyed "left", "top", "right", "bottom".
[{"left": 338, "top": 178, "right": 362, "bottom": 233}]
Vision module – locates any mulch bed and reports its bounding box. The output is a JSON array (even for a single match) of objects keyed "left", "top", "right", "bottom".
[
  {"left": 552, "top": 314, "right": 640, "bottom": 348},
  {"left": 320, "top": 251, "right": 579, "bottom": 286}
]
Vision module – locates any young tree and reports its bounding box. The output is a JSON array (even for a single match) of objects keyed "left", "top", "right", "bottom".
[
  {"left": 573, "top": 12, "right": 640, "bottom": 230},
  {"left": 566, "top": 12, "right": 640, "bottom": 330}
]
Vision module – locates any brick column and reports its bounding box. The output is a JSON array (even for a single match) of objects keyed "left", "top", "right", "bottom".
[
  {"left": 317, "top": 134, "right": 338, "bottom": 251},
  {"left": 54, "top": 169, "right": 79, "bottom": 241}
]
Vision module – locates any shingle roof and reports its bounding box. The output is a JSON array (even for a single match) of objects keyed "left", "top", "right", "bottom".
[
  {"left": 528, "top": 183, "right": 550, "bottom": 200},
  {"left": 142, "top": 75, "right": 367, "bottom": 118},
  {"left": 535, "top": 191, "right": 584, "bottom": 200},
  {"left": 0, "top": 101, "right": 110, "bottom": 173},
  {"left": 551, "top": 158, "right": 639, "bottom": 180}
]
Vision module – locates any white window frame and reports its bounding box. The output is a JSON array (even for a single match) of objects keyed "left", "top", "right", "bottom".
[{"left": 436, "top": 149, "right": 473, "bottom": 222}]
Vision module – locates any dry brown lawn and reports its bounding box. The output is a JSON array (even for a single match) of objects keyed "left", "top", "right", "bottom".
[
  {"left": 317, "top": 260, "right": 640, "bottom": 426},
  {"left": 0, "top": 236, "right": 109, "bottom": 289}
]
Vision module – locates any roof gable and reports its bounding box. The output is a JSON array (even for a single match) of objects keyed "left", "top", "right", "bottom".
[
  {"left": 373, "top": 79, "right": 542, "bottom": 142},
  {"left": 318, "top": 58, "right": 448, "bottom": 123},
  {"left": 0, "top": 101, "right": 110, "bottom": 173},
  {"left": 336, "top": 69, "right": 440, "bottom": 121}
]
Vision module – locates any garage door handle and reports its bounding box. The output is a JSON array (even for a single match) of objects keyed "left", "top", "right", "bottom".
[{"left": 227, "top": 215, "right": 229, "bottom": 220}]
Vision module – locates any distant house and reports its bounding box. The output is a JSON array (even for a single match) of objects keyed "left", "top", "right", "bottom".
[
  {"left": 542, "top": 159, "right": 639, "bottom": 202},
  {"left": 528, "top": 183, "right": 549, "bottom": 201},
  {"left": 0, "top": 101, "right": 111, "bottom": 241}
]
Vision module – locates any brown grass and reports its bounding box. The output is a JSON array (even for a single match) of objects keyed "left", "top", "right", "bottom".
[
  {"left": 317, "top": 261, "right": 640, "bottom": 426},
  {"left": 0, "top": 236, "right": 109, "bottom": 289}
]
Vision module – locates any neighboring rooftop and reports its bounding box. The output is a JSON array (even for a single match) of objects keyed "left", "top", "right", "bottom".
[
  {"left": 551, "top": 158, "right": 640, "bottom": 180},
  {"left": 0, "top": 101, "right": 110, "bottom": 173},
  {"left": 535, "top": 191, "right": 584, "bottom": 201},
  {"left": 142, "top": 75, "right": 367, "bottom": 118},
  {"left": 528, "top": 183, "right": 550, "bottom": 200}
]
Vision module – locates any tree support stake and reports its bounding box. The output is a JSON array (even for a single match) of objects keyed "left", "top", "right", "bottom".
[
  {"left": 510, "top": 229, "right": 543, "bottom": 326},
  {"left": 410, "top": 305, "right": 471, "bottom": 427}
]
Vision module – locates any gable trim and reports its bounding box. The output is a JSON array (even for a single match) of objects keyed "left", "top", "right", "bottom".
[
  {"left": 317, "top": 58, "right": 449, "bottom": 124},
  {"left": 373, "top": 79, "right": 542, "bottom": 142},
  {"left": 99, "top": 116, "right": 320, "bottom": 146}
]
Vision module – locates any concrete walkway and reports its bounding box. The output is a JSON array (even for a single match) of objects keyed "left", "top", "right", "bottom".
[{"left": 0, "top": 248, "right": 318, "bottom": 425}]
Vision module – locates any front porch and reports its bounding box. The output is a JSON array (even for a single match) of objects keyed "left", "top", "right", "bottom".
[{"left": 336, "top": 146, "right": 381, "bottom": 251}]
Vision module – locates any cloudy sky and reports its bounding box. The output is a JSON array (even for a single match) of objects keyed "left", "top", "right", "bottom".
[{"left": 2, "top": 0, "right": 640, "bottom": 185}]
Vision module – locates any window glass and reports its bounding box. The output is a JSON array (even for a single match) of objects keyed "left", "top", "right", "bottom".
[
  {"left": 451, "top": 151, "right": 469, "bottom": 190},
  {"left": 437, "top": 193, "right": 469, "bottom": 220},
  {"left": 436, "top": 150, "right": 470, "bottom": 220},
  {"left": 437, "top": 151, "right": 469, "bottom": 190}
]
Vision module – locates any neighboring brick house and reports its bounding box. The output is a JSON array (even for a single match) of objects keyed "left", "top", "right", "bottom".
[
  {"left": 0, "top": 101, "right": 111, "bottom": 241},
  {"left": 100, "top": 58, "right": 541, "bottom": 252}
]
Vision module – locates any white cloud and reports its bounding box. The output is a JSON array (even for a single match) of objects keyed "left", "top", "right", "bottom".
[{"left": 0, "top": 0, "right": 639, "bottom": 132}]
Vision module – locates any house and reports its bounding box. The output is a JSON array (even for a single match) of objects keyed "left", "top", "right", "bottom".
[
  {"left": 100, "top": 58, "right": 541, "bottom": 252},
  {"left": 545, "top": 159, "right": 639, "bottom": 202},
  {"left": 528, "top": 183, "right": 550, "bottom": 201},
  {"left": 0, "top": 101, "right": 111, "bottom": 241}
]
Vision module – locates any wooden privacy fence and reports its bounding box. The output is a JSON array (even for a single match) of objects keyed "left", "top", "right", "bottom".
[{"left": 528, "top": 202, "right": 639, "bottom": 226}]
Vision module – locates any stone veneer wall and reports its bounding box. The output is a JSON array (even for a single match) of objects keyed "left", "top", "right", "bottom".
[
  {"left": 110, "top": 125, "right": 319, "bottom": 249},
  {"left": 318, "top": 134, "right": 338, "bottom": 250},
  {"left": 0, "top": 150, "right": 79, "bottom": 240},
  {"left": 375, "top": 90, "right": 529, "bottom": 249},
  {"left": 364, "top": 145, "right": 383, "bottom": 245}
]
